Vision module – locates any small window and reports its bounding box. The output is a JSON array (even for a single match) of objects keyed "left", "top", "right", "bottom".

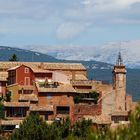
[{"left": 25, "top": 68, "right": 29, "bottom": 73}]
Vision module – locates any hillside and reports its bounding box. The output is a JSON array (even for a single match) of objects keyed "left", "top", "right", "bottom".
[
  {"left": 0, "top": 46, "right": 112, "bottom": 69},
  {"left": 0, "top": 46, "right": 58, "bottom": 62}
]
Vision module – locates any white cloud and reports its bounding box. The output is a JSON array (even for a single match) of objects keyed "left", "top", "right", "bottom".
[
  {"left": 0, "top": 0, "right": 140, "bottom": 42},
  {"left": 115, "top": 0, "right": 140, "bottom": 6},
  {"left": 56, "top": 22, "right": 89, "bottom": 40}
]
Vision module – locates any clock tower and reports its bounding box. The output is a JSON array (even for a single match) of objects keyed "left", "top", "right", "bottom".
[{"left": 112, "top": 52, "right": 126, "bottom": 111}]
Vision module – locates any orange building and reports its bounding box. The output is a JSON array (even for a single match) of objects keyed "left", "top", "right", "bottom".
[{"left": 0, "top": 58, "right": 134, "bottom": 132}]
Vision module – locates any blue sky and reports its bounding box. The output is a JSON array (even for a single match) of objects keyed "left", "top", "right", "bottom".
[{"left": 0, "top": 0, "right": 140, "bottom": 47}]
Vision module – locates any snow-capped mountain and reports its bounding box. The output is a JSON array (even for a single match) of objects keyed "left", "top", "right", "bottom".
[{"left": 19, "top": 40, "right": 140, "bottom": 68}]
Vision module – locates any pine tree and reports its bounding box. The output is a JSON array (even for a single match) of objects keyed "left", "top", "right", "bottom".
[{"left": 9, "top": 54, "right": 18, "bottom": 61}]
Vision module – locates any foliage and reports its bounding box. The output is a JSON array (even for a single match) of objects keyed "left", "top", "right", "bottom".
[
  {"left": 74, "top": 91, "right": 99, "bottom": 104},
  {"left": 0, "top": 102, "right": 5, "bottom": 119},
  {"left": 72, "top": 119, "right": 92, "bottom": 139},
  {"left": 9, "top": 114, "right": 72, "bottom": 140},
  {"left": 74, "top": 95, "right": 81, "bottom": 104},
  {"left": 5, "top": 91, "right": 12, "bottom": 102},
  {"left": 2, "top": 105, "right": 140, "bottom": 140},
  {"left": 96, "top": 104, "right": 140, "bottom": 140},
  {"left": 9, "top": 54, "right": 18, "bottom": 61},
  {"left": 89, "top": 91, "right": 100, "bottom": 104},
  {"left": 0, "top": 96, "right": 3, "bottom": 102},
  {"left": 10, "top": 113, "right": 48, "bottom": 140}
]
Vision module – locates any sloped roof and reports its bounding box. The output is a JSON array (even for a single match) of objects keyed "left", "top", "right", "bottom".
[
  {"left": 36, "top": 82, "right": 76, "bottom": 93},
  {"left": 8, "top": 65, "right": 21, "bottom": 71},
  {"left": 71, "top": 80, "right": 92, "bottom": 86},
  {"left": 7, "top": 64, "right": 52, "bottom": 74},
  {"left": 111, "top": 111, "right": 128, "bottom": 116},
  {"left": 0, "top": 62, "right": 86, "bottom": 71},
  {"left": 32, "top": 68, "right": 52, "bottom": 73},
  {"left": 84, "top": 114, "right": 111, "bottom": 124}
]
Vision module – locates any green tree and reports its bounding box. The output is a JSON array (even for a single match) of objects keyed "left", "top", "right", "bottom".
[
  {"left": 5, "top": 91, "right": 12, "bottom": 102},
  {"left": 9, "top": 54, "right": 18, "bottom": 61},
  {"left": 7, "top": 105, "right": 140, "bottom": 140},
  {"left": 10, "top": 113, "right": 47, "bottom": 140},
  {"left": 73, "top": 119, "right": 92, "bottom": 139},
  {"left": 89, "top": 91, "right": 100, "bottom": 104},
  {"left": 0, "top": 102, "right": 5, "bottom": 119}
]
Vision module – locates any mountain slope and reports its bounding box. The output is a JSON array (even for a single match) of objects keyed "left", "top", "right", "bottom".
[
  {"left": 0, "top": 46, "right": 113, "bottom": 70},
  {"left": 20, "top": 40, "right": 140, "bottom": 68},
  {"left": 0, "top": 46, "right": 58, "bottom": 62}
]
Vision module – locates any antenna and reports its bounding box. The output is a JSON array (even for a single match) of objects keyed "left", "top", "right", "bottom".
[
  {"left": 116, "top": 42, "right": 123, "bottom": 66},
  {"left": 116, "top": 51, "right": 123, "bottom": 66}
]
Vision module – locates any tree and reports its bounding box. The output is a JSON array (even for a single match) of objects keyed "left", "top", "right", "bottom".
[
  {"left": 73, "top": 119, "right": 92, "bottom": 139},
  {"left": 0, "top": 102, "right": 5, "bottom": 119},
  {"left": 7, "top": 105, "right": 140, "bottom": 140},
  {"left": 5, "top": 91, "right": 12, "bottom": 102},
  {"left": 9, "top": 54, "right": 18, "bottom": 61},
  {"left": 10, "top": 113, "right": 47, "bottom": 140}
]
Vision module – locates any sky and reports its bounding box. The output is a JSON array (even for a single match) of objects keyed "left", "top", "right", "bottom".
[{"left": 0, "top": 0, "right": 140, "bottom": 47}]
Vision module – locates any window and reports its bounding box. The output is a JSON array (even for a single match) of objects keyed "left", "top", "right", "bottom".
[
  {"left": 8, "top": 107, "right": 26, "bottom": 117},
  {"left": 56, "top": 106, "right": 70, "bottom": 114},
  {"left": 24, "top": 77, "right": 30, "bottom": 85},
  {"left": 25, "top": 67, "right": 29, "bottom": 73}
]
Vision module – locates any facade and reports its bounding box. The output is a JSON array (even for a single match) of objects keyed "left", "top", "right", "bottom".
[
  {"left": 0, "top": 72, "right": 7, "bottom": 96},
  {"left": 0, "top": 53, "right": 134, "bottom": 131}
]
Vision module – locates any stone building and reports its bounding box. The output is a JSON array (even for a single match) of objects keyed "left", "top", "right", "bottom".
[{"left": 0, "top": 53, "right": 134, "bottom": 131}]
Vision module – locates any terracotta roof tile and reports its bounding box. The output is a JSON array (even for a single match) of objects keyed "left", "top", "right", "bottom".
[
  {"left": 36, "top": 82, "right": 76, "bottom": 93},
  {"left": 111, "top": 111, "right": 128, "bottom": 116},
  {"left": 84, "top": 114, "right": 111, "bottom": 124},
  {"left": 0, "top": 62, "right": 86, "bottom": 71}
]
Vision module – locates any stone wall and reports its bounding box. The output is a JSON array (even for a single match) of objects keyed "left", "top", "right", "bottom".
[
  {"left": 73, "top": 103, "right": 102, "bottom": 122},
  {"left": 102, "top": 91, "right": 115, "bottom": 115}
]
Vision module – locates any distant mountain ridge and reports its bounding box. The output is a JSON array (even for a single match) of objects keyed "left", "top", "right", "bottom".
[
  {"left": 19, "top": 40, "right": 140, "bottom": 68},
  {"left": 0, "top": 46, "right": 113, "bottom": 70},
  {"left": 0, "top": 46, "right": 58, "bottom": 62}
]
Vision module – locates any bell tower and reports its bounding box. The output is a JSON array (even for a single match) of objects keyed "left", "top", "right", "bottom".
[{"left": 112, "top": 52, "right": 126, "bottom": 111}]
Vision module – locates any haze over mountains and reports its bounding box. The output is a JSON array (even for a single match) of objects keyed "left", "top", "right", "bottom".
[
  {"left": 20, "top": 40, "right": 140, "bottom": 68},
  {"left": 0, "top": 46, "right": 112, "bottom": 70}
]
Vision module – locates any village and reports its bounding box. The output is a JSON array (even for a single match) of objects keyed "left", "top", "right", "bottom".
[{"left": 0, "top": 53, "right": 135, "bottom": 132}]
